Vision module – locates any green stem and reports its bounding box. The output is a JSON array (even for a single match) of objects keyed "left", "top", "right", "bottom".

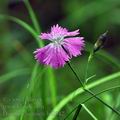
[
  {"left": 24, "top": 0, "right": 57, "bottom": 108},
  {"left": 24, "top": 0, "right": 41, "bottom": 34},
  {"left": 72, "top": 104, "right": 82, "bottom": 120},
  {"left": 84, "top": 61, "right": 90, "bottom": 84},
  {"left": 47, "top": 71, "right": 120, "bottom": 120},
  {"left": 73, "top": 47, "right": 102, "bottom": 119},
  {"left": 67, "top": 62, "right": 84, "bottom": 87},
  {"left": 48, "top": 68, "right": 57, "bottom": 107},
  {"left": 20, "top": 63, "right": 39, "bottom": 120},
  {"left": 23, "top": 0, "right": 44, "bottom": 48},
  {"left": 68, "top": 62, "right": 120, "bottom": 117},
  {"left": 64, "top": 85, "right": 120, "bottom": 120},
  {"left": 82, "top": 104, "right": 98, "bottom": 120},
  {"left": 5, "top": 67, "right": 47, "bottom": 120},
  {"left": 41, "top": 74, "right": 48, "bottom": 119},
  {"left": 0, "top": 15, "right": 41, "bottom": 46}
]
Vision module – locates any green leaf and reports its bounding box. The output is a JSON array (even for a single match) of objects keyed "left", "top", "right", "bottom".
[
  {"left": 0, "top": 14, "right": 43, "bottom": 47},
  {"left": 24, "top": 0, "right": 41, "bottom": 34}
]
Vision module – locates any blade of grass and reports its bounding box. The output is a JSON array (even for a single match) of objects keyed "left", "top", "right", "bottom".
[
  {"left": 20, "top": 63, "right": 39, "bottom": 120},
  {"left": 67, "top": 62, "right": 120, "bottom": 119},
  {"left": 72, "top": 104, "right": 82, "bottom": 120},
  {"left": 47, "top": 71, "right": 120, "bottom": 120},
  {"left": 110, "top": 92, "right": 120, "bottom": 120},
  {"left": 72, "top": 100, "right": 97, "bottom": 119},
  {"left": 3, "top": 66, "right": 47, "bottom": 120},
  {"left": 64, "top": 85, "right": 120, "bottom": 120},
  {"left": 23, "top": 0, "right": 40, "bottom": 34},
  {"left": 19, "top": 65, "right": 50, "bottom": 120},
  {"left": 3, "top": 85, "right": 120, "bottom": 120},
  {"left": 41, "top": 74, "right": 48, "bottom": 119},
  {"left": 82, "top": 104, "right": 98, "bottom": 120},
  {"left": 0, "top": 13, "right": 57, "bottom": 108},
  {"left": 47, "top": 68, "right": 57, "bottom": 107},
  {"left": 0, "top": 14, "right": 42, "bottom": 47},
  {"left": 23, "top": 0, "right": 57, "bottom": 108},
  {"left": 1, "top": 13, "right": 119, "bottom": 111}
]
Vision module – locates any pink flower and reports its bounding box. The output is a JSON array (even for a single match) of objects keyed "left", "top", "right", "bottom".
[{"left": 34, "top": 24, "right": 85, "bottom": 68}]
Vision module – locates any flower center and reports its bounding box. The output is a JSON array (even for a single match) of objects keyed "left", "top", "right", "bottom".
[{"left": 52, "top": 37, "right": 64, "bottom": 45}]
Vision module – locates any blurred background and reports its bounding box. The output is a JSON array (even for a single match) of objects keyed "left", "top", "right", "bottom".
[{"left": 0, "top": 0, "right": 120, "bottom": 120}]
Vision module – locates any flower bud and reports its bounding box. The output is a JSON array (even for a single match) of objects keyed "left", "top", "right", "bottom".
[{"left": 93, "top": 31, "right": 108, "bottom": 53}]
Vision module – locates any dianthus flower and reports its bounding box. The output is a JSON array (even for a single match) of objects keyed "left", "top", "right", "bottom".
[{"left": 34, "top": 24, "right": 84, "bottom": 68}]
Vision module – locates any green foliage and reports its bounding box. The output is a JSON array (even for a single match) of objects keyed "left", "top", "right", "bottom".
[{"left": 0, "top": 0, "right": 120, "bottom": 120}]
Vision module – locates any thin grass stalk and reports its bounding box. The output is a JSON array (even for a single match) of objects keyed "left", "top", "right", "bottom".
[
  {"left": 64, "top": 85, "right": 120, "bottom": 120},
  {"left": 68, "top": 62, "right": 120, "bottom": 118},
  {"left": 47, "top": 71, "right": 120, "bottom": 120},
  {"left": 82, "top": 104, "right": 98, "bottom": 120},
  {"left": 24, "top": 0, "right": 57, "bottom": 108}
]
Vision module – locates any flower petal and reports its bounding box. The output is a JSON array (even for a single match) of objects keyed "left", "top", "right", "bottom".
[
  {"left": 39, "top": 25, "right": 80, "bottom": 41},
  {"left": 39, "top": 32, "right": 53, "bottom": 40},
  {"left": 66, "top": 29, "right": 80, "bottom": 36},
  {"left": 34, "top": 43, "right": 70, "bottom": 68},
  {"left": 34, "top": 44, "right": 51, "bottom": 63},
  {"left": 63, "top": 37, "right": 85, "bottom": 57},
  {"left": 50, "top": 24, "right": 68, "bottom": 39}
]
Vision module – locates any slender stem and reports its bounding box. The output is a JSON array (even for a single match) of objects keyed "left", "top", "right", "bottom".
[
  {"left": 84, "top": 51, "right": 94, "bottom": 84},
  {"left": 72, "top": 104, "right": 82, "bottom": 120},
  {"left": 68, "top": 62, "right": 120, "bottom": 117},
  {"left": 24, "top": 0, "right": 57, "bottom": 108},
  {"left": 67, "top": 62, "right": 84, "bottom": 87},
  {"left": 64, "top": 85, "right": 120, "bottom": 120},
  {"left": 84, "top": 61, "right": 90, "bottom": 84},
  {"left": 72, "top": 48, "right": 119, "bottom": 120},
  {"left": 20, "top": 63, "right": 39, "bottom": 120},
  {"left": 47, "top": 68, "right": 57, "bottom": 107},
  {"left": 82, "top": 104, "right": 98, "bottom": 120},
  {"left": 24, "top": 0, "right": 41, "bottom": 34},
  {"left": 85, "top": 89, "right": 120, "bottom": 116},
  {"left": 47, "top": 71, "right": 120, "bottom": 120},
  {"left": 76, "top": 50, "right": 94, "bottom": 120},
  {"left": 64, "top": 43, "right": 120, "bottom": 118},
  {"left": 23, "top": 0, "right": 44, "bottom": 48},
  {"left": 41, "top": 74, "right": 48, "bottom": 119}
]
